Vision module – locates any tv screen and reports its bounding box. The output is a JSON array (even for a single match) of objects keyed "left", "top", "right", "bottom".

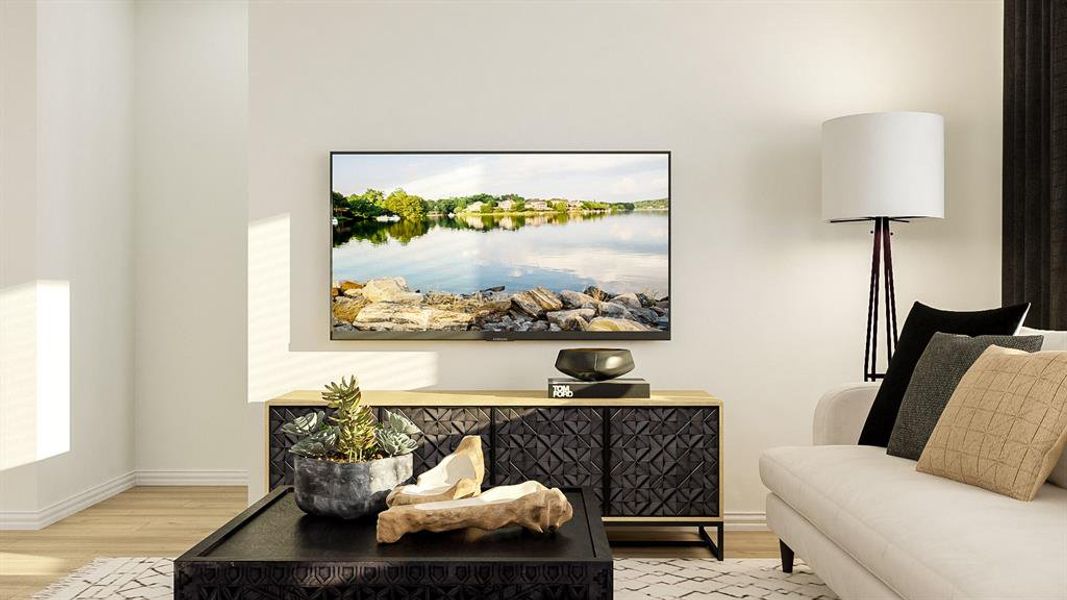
[{"left": 330, "top": 151, "right": 670, "bottom": 340}]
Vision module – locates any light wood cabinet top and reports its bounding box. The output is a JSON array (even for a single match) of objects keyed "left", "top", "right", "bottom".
[{"left": 268, "top": 389, "right": 721, "bottom": 407}]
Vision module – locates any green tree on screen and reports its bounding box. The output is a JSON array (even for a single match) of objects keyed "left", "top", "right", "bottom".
[
  {"left": 383, "top": 189, "right": 427, "bottom": 221},
  {"left": 332, "top": 191, "right": 349, "bottom": 209}
]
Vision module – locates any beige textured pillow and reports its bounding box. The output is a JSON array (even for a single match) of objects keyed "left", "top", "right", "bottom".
[{"left": 916, "top": 345, "right": 1067, "bottom": 500}]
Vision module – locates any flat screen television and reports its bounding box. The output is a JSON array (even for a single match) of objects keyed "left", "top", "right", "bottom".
[{"left": 330, "top": 151, "right": 670, "bottom": 340}]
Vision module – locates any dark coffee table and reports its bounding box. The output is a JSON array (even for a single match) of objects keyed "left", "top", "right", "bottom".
[{"left": 175, "top": 486, "right": 612, "bottom": 599}]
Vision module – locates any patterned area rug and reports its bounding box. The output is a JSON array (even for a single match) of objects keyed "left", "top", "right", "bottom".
[
  {"left": 33, "top": 557, "right": 838, "bottom": 599},
  {"left": 32, "top": 558, "right": 171, "bottom": 600},
  {"left": 615, "top": 558, "right": 837, "bottom": 599}
]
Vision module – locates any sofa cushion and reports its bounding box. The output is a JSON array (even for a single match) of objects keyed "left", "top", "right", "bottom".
[
  {"left": 761, "top": 445, "right": 1067, "bottom": 600},
  {"left": 916, "top": 346, "right": 1067, "bottom": 501},
  {"left": 1023, "top": 327, "right": 1067, "bottom": 488},
  {"left": 887, "top": 333, "right": 1044, "bottom": 461},
  {"left": 1021, "top": 326, "right": 1067, "bottom": 352},
  {"left": 858, "top": 302, "right": 1031, "bottom": 447}
]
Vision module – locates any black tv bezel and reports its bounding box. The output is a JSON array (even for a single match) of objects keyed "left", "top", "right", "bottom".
[{"left": 329, "top": 150, "right": 671, "bottom": 342}]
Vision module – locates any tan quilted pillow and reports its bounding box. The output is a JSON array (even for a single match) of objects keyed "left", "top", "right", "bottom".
[{"left": 916, "top": 345, "right": 1067, "bottom": 500}]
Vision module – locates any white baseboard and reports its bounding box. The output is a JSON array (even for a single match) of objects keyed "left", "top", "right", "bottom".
[
  {"left": 0, "top": 471, "right": 136, "bottom": 531},
  {"left": 134, "top": 469, "right": 247, "bottom": 486},
  {"left": 0, "top": 469, "right": 248, "bottom": 530},
  {"left": 724, "top": 511, "right": 768, "bottom": 532}
]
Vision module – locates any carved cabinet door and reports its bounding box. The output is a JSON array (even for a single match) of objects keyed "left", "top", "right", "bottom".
[
  {"left": 607, "top": 406, "right": 720, "bottom": 517},
  {"left": 493, "top": 407, "right": 606, "bottom": 508}
]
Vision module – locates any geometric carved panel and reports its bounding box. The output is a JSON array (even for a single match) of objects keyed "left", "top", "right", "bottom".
[
  {"left": 383, "top": 406, "right": 492, "bottom": 476},
  {"left": 607, "top": 406, "right": 719, "bottom": 517},
  {"left": 493, "top": 407, "right": 605, "bottom": 508},
  {"left": 267, "top": 405, "right": 335, "bottom": 490},
  {"left": 175, "top": 560, "right": 612, "bottom": 600}
]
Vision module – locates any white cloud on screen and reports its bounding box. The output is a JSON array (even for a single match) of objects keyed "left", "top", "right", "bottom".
[
  {"left": 401, "top": 164, "right": 487, "bottom": 199},
  {"left": 333, "top": 153, "right": 669, "bottom": 204}
]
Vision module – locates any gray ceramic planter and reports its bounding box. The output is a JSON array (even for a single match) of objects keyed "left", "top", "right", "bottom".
[{"left": 293, "top": 454, "right": 413, "bottom": 519}]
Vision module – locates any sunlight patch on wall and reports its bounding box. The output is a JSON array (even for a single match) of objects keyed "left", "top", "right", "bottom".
[
  {"left": 0, "top": 281, "right": 70, "bottom": 471},
  {"left": 247, "top": 214, "right": 437, "bottom": 403}
]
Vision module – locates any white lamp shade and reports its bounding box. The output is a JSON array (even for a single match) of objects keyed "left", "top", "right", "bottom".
[{"left": 821, "top": 112, "right": 944, "bottom": 221}]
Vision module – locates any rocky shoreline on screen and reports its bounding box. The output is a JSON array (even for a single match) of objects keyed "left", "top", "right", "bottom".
[{"left": 331, "top": 277, "right": 669, "bottom": 333}]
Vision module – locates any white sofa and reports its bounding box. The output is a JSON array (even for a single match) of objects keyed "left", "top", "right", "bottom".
[{"left": 760, "top": 329, "right": 1067, "bottom": 600}]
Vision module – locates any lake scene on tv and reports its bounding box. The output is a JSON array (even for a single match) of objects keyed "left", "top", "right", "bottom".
[{"left": 331, "top": 152, "right": 669, "bottom": 337}]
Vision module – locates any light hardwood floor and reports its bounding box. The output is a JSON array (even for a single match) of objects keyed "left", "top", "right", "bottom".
[{"left": 0, "top": 486, "right": 778, "bottom": 600}]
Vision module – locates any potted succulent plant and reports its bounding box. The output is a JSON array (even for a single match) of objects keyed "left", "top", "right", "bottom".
[{"left": 282, "top": 375, "right": 421, "bottom": 519}]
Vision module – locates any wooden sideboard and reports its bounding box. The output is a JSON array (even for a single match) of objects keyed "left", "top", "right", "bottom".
[{"left": 265, "top": 389, "right": 724, "bottom": 556}]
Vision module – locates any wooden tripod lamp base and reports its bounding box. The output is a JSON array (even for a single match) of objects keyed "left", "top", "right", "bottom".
[{"left": 863, "top": 217, "right": 900, "bottom": 381}]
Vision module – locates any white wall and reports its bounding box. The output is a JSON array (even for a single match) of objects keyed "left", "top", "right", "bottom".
[
  {"left": 242, "top": 1, "right": 1004, "bottom": 515},
  {"left": 132, "top": 0, "right": 252, "bottom": 480},
  {"left": 0, "top": 0, "right": 136, "bottom": 515},
  {"left": 4, "top": 0, "right": 1000, "bottom": 523},
  {"left": 0, "top": 0, "right": 43, "bottom": 513}
]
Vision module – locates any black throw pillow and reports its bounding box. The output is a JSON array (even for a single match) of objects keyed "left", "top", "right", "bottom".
[{"left": 857, "top": 301, "right": 1031, "bottom": 447}]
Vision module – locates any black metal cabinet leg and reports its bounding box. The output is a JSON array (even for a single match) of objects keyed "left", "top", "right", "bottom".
[
  {"left": 612, "top": 523, "right": 725, "bottom": 560},
  {"left": 717, "top": 523, "right": 724, "bottom": 561},
  {"left": 779, "top": 540, "right": 794, "bottom": 573},
  {"left": 697, "top": 525, "right": 724, "bottom": 561}
]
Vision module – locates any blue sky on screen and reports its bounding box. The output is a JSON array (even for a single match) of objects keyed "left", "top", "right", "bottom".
[{"left": 332, "top": 153, "right": 669, "bottom": 203}]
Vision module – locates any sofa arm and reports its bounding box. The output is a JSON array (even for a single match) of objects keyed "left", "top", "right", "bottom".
[{"left": 812, "top": 383, "right": 880, "bottom": 445}]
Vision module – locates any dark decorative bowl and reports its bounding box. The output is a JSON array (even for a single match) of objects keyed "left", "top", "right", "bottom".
[{"left": 555, "top": 348, "right": 635, "bottom": 382}]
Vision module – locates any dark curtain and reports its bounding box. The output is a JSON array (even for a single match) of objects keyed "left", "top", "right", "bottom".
[{"left": 1003, "top": 0, "right": 1067, "bottom": 329}]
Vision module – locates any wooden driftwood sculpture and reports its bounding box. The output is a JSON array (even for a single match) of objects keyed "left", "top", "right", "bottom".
[
  {"left": 377, "top": 481, "right": 573, "bottom": 544},
  {"left": 386, "top": 435, "right": 484, "bottom": 506}
]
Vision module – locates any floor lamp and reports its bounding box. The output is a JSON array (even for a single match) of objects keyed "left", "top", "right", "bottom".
[{"left": 822, "top": 112, "right": 944, "bottom": 381}]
